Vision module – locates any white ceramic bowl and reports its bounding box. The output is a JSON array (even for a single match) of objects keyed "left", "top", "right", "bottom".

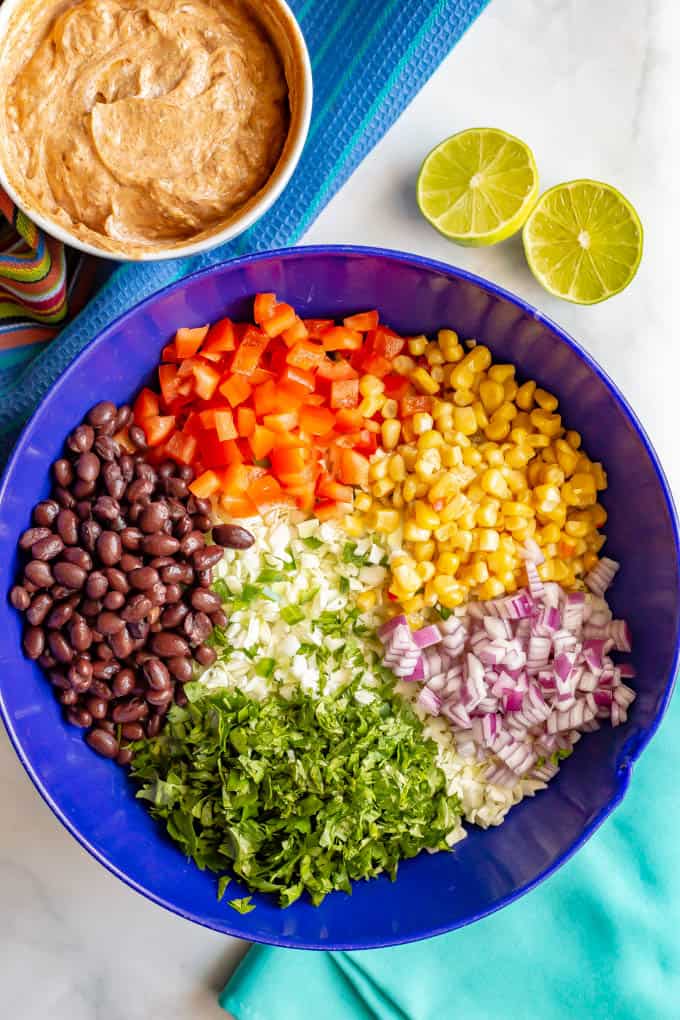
[{"left": 0, "top": 0, "right": 312, "bottom": 262}]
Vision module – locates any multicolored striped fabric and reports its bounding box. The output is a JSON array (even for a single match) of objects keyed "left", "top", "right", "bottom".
[{"left": 0, "top": 187, "right": 96, "bottom": 374}]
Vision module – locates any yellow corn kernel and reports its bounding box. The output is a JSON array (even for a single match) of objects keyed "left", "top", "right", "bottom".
[
  {"left": 413, "top": 539, "right": 436, "bottom": 562},
  {"left": 356, "top": 589, "right": 377, "bottom": 611},
  {"left": 428, "top": 474, "right": 459, "bottom": 505},
  {"left": 412, "top": 411, "right": 434, "bottom": 435},
  {"left": 487, "top": 550, "right": 514, "bottom": 575},
  {"left": 495, "top": 401, "right": 518, "bottom": 422},
  {"left": 554, "top": 440, "right": 580, "bottom": 476},
  {"left": 445, "top": 430, "right": 470, "bottom": 448},
  {"left": 591, "top": 504, "right": 607, "bottom": 528},
  {"left": 438, "top": 330, "right": 463, "bottom": 361},
  {"left": 449, "top": 363, "right": 475, "bottom": 390},
  {"left": 414, "top": 501, "right": 441, "bottom": 530},
  {"left": 470, "top": 401, "right": 488, "bottom": 430},
  {"left": 534, "top": 484, "right": 561, "bottom": 512},
  {"left": 392, "top": 354, "right": 416, "bottom": 375},
  {"left": 373, "top": 508, "right": 400, "bottom": 533},
  {"left": 431, "top": 365, "right": 445, "bottom": 384},
  {"left": 462, "top": 560, "right": 489, "bottom": 584},
  {"left": 459, "top": 508, "right": 477, "bottom": 530},
  {"left": 379, "top": 400, "right": 397, "bottom": 421},
  {"left": 432, "top": 575, "right": 466, "bottom": 608},
  {"left": 503, "top": 379, "right": 518, "bottom": 401},
  {"left": 416, "top": 561, "right": 436, "bottom": 583},
  {"left": 530, "top": 409, "right": 562, "bottom": 437},
  {"left": 432, "top": 397, "right": 453, "bottom": 418},
  {"left": 403, "top": 477, "right": 418, "bottom": 502},
  {"left": 534, "top": 388, "right": 558, "bottom": 412},
  {"left": 392, "top": 486, "right": 404, "bottom": 509},
  {"left": 423, "top": 346, "right": 443, "bottom": 368},
  {"left": 538, "top": 523, "right": 561, "bottom": 544},
  {"left": 343, "top": 515, "right": 365, "bottom": 537},
  {"left": 369, "top": 457, "right": 388, "bottom": 481},
  {"left": 381, "top": 419, "right": 401, "bottom": 450},
  {"left": 372, "top": 479, "right": 394, "bottom": 498},
  {"left": 504, "top": 516, "right": 528, "bottom": 533},
  {"left": 541, "top": 446, "right": 557, "bottom": 464},
  {"left": 437, "top": 552, "right": 460, "bottom": 574},
  {"left": 478, "top": 468, "right": 507, "bottom": 500},
  {"left": 404, "top": 520, "right": 431, "bottom": 542},
  {"left": 564, "top": 519, "right": 589, "bottom": 538},
  {"left": 479, "top": 379, "right": 504, "bottom": 414},
  {"left": 451, "top": 529, "right": 473, "bottom": 553},
  {"left": 475, "top": 499, "right": 499, "bottom": 527},
  {"left": 488, "top": 364, "right": 515, "bottom": 384},
  {"left": 453, "top": 406, "right": 477, "bottom": 436},
  {"left": 477, "top": 528, "right": 500, "bottom": 552},
  {"left": 387, "top": 454, "right": 406, "bottom": 482},
  {"left": 440, "top": 445, "right": 462, "bottom": 468},
  {"left": 461, "top": 447, "right": 483, "bottom": 467},
  {"left": 544, "top": 503, "right": 567, "bottom": 527},
  {"left": 566, "top": 429, "right": 582, "bottom": 449},
  {"left": 436, "top": 414, "right": 454, "bottom": 434},
  {"left": 591, "top": 463, "right": 607, "bottom": 490},
  {"left": 393, "top": 563, "right": 422, "bottom": 593},
  {"left": 407, "top": 334, "right": 428, "bottom": 357},
  {"left": 402, "top": 595, "right": 425, "bottom": 615},
  {"left": 469, "top": 345, "right": 492, "bottom": 372},
  {"left": 478, "top": 576, "right": 506, "bottom": 600},
  {"left": 415, "top": 450, "right": 441, "bottom": 481},
  {"left": 527, "top": 433, "right": 550, "bottom": 449},
  {"left": 410, "top": 367, "right": 440, "bottom": 395},
  {"left": 401, "top": 446, "right": 417, "bottom": 469},
  {"left": 503, "top": 500, "right": 534, "bottom": 518},
  {"left": 540, "top": 464, "right": 566, "bottom": 487},
  {"left": 466, "top": 482, "right": 485, "bottom": 503},
  {"left": 417, "top": 431, "right": 444, "bottom": 453},
  {"left": 485, "top": 416, "right": 511, "bottom": 442},
  {"left": 505, "top": 445, "right": 532, "bottom": 469},
  {"left": 452, "top": 388, "right": 475, "bottom": 407},
  {"left": 434, "top": 521, "right": 456, "bottom": 542},
  {"left": 359, "top": 374, "right": 385, "bottom": 397},
  {"left": 359, "top": 394, "right": 384, "bottom": 418},
  {"left": 515, "top": 380, "right": 536, "bottom": 411},
  {"left": 354, "top": 491, "right": 372, "bottom": 512}
]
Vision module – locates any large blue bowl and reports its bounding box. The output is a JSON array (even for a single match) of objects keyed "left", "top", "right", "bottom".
[{"left": 1, "top": 246, "right": 678, "bottom": 949}]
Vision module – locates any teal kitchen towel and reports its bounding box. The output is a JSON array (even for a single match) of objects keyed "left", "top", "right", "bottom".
[
  {"left": 221, "top": 692, "right": 679, "bottom": 1020},
  {"left": 0, "top": 0, "right": 490, "bottom": 462}
]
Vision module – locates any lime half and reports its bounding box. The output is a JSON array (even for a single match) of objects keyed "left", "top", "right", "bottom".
[
  {"left": 523, "top": 180, "right": 643, "bottom": 304},
  {"left": 416, "top": 127, "right": 539, "bottom": 246}
]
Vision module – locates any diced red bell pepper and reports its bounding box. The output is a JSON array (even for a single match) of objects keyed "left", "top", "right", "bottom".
[
  {"left": 317, "top": 475, "right": 354, "bottom": 503},
  {"left": 263, "top": 410, "right": 299, "bottom": 433},
  {"left": 383, "top": 373, "right": 412, "bottom": 400},
  {"left": 236, "top": 406, "right": 256, "bottom": 438},
  {"left": 192, "top": 361, "right": 221, "bottom": 400},
  {"left": 230, "top": 327, "right": 269, "bottom": 376},
  {"left": 281, "top": 318, "right": 309, "bottom": 347},
  {"left": 262, "top": 303, "right": 297, "bottom": 338},
  {"left": 165, "top": 431, "right": 197, "bottom": 465},
  {"left": 284, "top": 480, "right": 317, "bottom": 511},
  {"left": 253, "top": 380, "right": 280, "bottom": 417},
  {"left": 249, "top": 425, "right": 277, "bottom": 460},
  {"left": 286, "top": 340, "right": 326, "bottom": 372},
  {"left": 249, "top": 474, "right": 284, "bottom": 510},
  {"left": 314, "top": 501, "right": 351, "bottom": 521},
  {"left": 189, "top": 470, "right": 221, "bottom": 499},
  {"left": 302, "top": 318, "right": 333, "bottom": 339},
  {"left": 368, "top": 327, "right": 405, "bottom": 360},
  {"left": 202, "top": 318, "right": 236, "bottom": 355},
  {"left": 161, "top": 343, "right": 178, "bottom": 363},
  {"left": 338, "top": 448, "right": 369, "bottom": 488},
  {"left": 254, "top": 293, "right": 277, "bottom": 325},
  {"left": 214, "top": 409, "right": 238, "bottom": 442},
  {"left": 271, "top": 446, "right": 310, "bottom": 477},
  {"left": 315, "top": 357, "right": 358, "bottom": 381},
  {"left": 144, "top": 415, "right": 175, "bottom": 448},
  {"left": 219, "top": 373, "right": 252, "bottom": 407},
  {"left": 343, "top": 310, "right": 379, "bottom": 331},
  {"left": 280, "top": 364, "right": 315, "bottom": 394},
  {"left": 321, "top": 326, "right": 363, "bottom": 351},
  {"left": 219, "top": 493, "right": 257, "bottom": 518},
  {"left": 400, "top": 393, "right": 432, "bottom": 417},
  {"left": 330, "top": 377, "right": 359, "bottom": 409},
  {"left": 334, "top": 408, "right": 364, "bottom": 432},
  {"left": 158, "top": 364, "right": 182, "bottom": 406},
  {"left": 299, "top": 405, "right": 335, "bottom": 436},
  {"left": 360, "top": 354, "right": 392, "bottom": 378},
  {"left": 134, "top": 387, "right": 160, "bottom": 423},
  {"left": 175, "top": 325, "right": 208, "bottom": 359}
]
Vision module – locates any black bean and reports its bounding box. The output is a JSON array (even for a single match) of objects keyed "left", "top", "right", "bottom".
[
  {"left": 61, "top": 547, "right": 92, "bottom": 571},
  {"left": 117, "top": 747, "right": 133, "bottom": 766},
  {"left": 58, "top": 688, "right": 79, "bottom": 706},
  {"left": 129, "top": 425, "right": 147, "bottom": 450},
  {"left": 177, "top": 464, "right": 194, "bottom": 483},
  {"left": 23, "top": 626, "right": 45, "bottom": 659},
  {"left": 48, "top": 631, "right": 73, "bottom": 664},
  {"left": 56, "top": 508, "right": 79, "bottom": 545},
  {"left": 159, "top": 562, "right": 184, "bottom": 584},
  {"left": 53, "top": 561, "right": 87, "bottom": 589},
  {"left": 188, "top": 496, "right": 212, "bottom": 515},
  {"left": 19, "top": 526, "right": 52, "bottom": 550},
  {"left": 103, "top": 590, "right": 125, "bottom": 611},
  {"left": 96, "top": 531, "right": 122, "bottom": 566},
  {"left": 143, "top": 657, "right": 171, "bottom": 690},
  {"left": 104, "top": 567, "right": 129, "bottom": 593},
  {"left": 54, "top": 459, "right": 74, "bottom": 487},
  {"left": 113, "top": 669, "right": 136, "bottom": 698},
  {"left": 120, "top": 553, "right": 143, "bottom": 572},
  {"left": 167, "top": 656, "right": 193, "bottom": 682},
  {"left": 191, "top": 589, "right": 221, "bottom": 614},
  {"left": 151, "top": 632, "right": 189, "bottom": 658},
  {"left": 33, "top": 500, "right": 60, "bottom": 527},
  {"left": 119, "top": 454, "right": 135, "bottom": 482},
  {"left": 121, "top": 721, "right": 144, "bottom": 740},
  {"left": 47, "top": 599, "right": 77, "bottom": 629},
  {"left": 164, "top": 583, "right": 181, "bottom": 604},
  {"left": 97, "top": 611, "right": 125, "bottom": 636},
  {"left": 146, "top": 684, "right": 174, "bottom": 707},
  {"left": 184, "top": 611, "right": 212, "bottom": 646},
  {"left": 148, "top": 582, "right": 167, "bottom": 607},
  {"left": 67, "top": 424, "right": 95, "bottom": 454},
  {"left": 80, "top": 519, "right": 102, "bottom": 552},
  {"left": 66, "top": 707, "right": 93, "bottom": 728},
  {"left": 54, "top": 486, "right": 76, "bottom": 509},
  {"left": 122, "top": 593, "right": 153, "bottom": 623},
  {"left": 26, "top": 593, "right": 53, "bottom": 626},
  {"left": 196, "top": 568, "right": 212, "bottom": 588},
  {"left": 86, "top": 728, "right": 119, "bottom": 758},
  {"left": 68, "top": 657, "right": 93, "bottom": 693},
  {"left": 180, "top": 531, "right": 204, "bottom": 557},
  {"left": 139, "top": 502, "right": 169, "bottom": 534},
  {"left": 85, "top": 573, "right": 107, "bottom": 601},
  {"left": 75, "top": 500, "right": 93, "bottom": 521},
  {"left": 149, "top": 556, "right": 174, "bottom": 571},
  {"left": 115, "top": 405, "right": 132, "bottom": 431},
  {"left": 98, "top": 719, "right": 117, "bottom": 734},
  {"left": 80, "top": 599, "right": 102, "bottom": 618},
  {"left": 49, "top": 669, "right": 70, "bottom": 689},
  {"left": 142, "top": 533, "right": 180, "bottom": 557},
  {"left": 193, "top": 513, "right": 212, "bottom": 533},
  {"left": 120, "top": 527, "right": 143, "bottom": 551},
  {"left": 146, "top": 714, "right": 162, "bottom": 738},
  {"left": 211, "top": 609, "right": 228, "bottom": 628},
  {"left": 10, "top": 585, "right": 31, "bottom": 611},
  {"left": 73, "top": 478, "right": 97, "bottom": 500},
  {"left": 87, "top": 401, "right": 117, "bottom": 428},
  {"left": 103, "top": 463, "right": 126, "bottom": 500},
  {"left": 128, "top": 619, "right": 150, "bottom": 642},
  {"left": 110, "top": 627, "right": 134, "bottom": 659},
  {"left": 195, "top": 644, "right": 217, "bottom": 667},
  {"left": 129, "top": 566, "right": 159, "bottom": 591},
  {"left": 86, "top": 696, "right": 108, "bottom": 720},
  {"left": 127, "top": 478, "right": 153, "bottom": 503},
  {"left": 166, "top": 477, "right": 188, "bottom": 499},
  {"left": 192, "top": 545, "right": 224, "bottom": 571},
  {"left": 91, "top": 661, "right": 119, "bottom": 685},
  {"left": 51, "top": 585, "right": 72, "bottom": 601},
  {"left": 76, "top": 451, "right": 101, "bottom": 482},
  {"left": 93, "top": 495, "right": 120, "bottom": 521},
  {"left": 25, "top": 560, "right": 54, "bottom": 588},
  {"left": 94, "top": 435, "right": 119, "bottom": 462},
  {"left": 112, "top": 698, "right": 148, "bottom": 723},
  {"left": 212, "top": 523, "right": 255, "bottom": 549},
  {"left": 174, "top": 514, "right": 193, "bottom": 539}
]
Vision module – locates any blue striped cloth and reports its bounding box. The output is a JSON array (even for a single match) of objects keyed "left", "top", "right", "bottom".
[{"left": 0, "top": 0, "right": 489, "bottom": 463}]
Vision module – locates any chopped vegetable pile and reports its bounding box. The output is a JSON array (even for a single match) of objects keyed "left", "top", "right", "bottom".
[{"left": 130, "top": 681, "right": 463, "bottom": 906}]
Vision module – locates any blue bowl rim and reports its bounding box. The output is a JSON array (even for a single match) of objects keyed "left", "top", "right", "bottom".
[{"left": 1, "top": 243, "right": 678, "bottom": 950}]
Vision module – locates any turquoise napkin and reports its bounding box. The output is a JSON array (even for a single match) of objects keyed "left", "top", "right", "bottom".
[{"left": 221, "top": 693, "right": 679, "bottom": 1020}]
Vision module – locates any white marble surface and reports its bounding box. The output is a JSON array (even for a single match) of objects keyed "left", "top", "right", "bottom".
[{"left": 2, "top": 1, "right": 678, "bottom": 1017}]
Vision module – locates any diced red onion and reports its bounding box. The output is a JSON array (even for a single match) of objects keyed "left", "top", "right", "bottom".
[
  {"left": 377, "top": 614, "right": 408, "bottom": 642},
  {"left": 403, "top": 656, "right": 426, "bottom": 682},
  {"left": 412, "top": 625, "right": 442, "bottom": 649},
  {"left": 585, "top": 556, "right": 620, "bottom": 597},
  {"left": 417, "top": 686, "right": 441, "bottom": 715}
]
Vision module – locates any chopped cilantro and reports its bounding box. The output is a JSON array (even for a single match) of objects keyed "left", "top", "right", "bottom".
[
  {"left": 280, "top": 605, "right": 306, "bottom": 625},
  {"left": 257, "top": 568, "right": 287, "bottom": 585},
  {"left": 302, "top": 536, "right": 323, "bottom": 550},
  {"left": 228, "top": 897, "right": 256, "bottom": 915},
  {"left": 217, "top": 875, "right": 232, "bottom": 901},
  {"left": 255, "top": 658, "right": 276, "bottom": 679}
]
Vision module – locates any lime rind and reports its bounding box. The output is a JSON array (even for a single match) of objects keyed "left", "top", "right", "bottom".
[
  {"left": 522, "top": 179, "right": 643, "bottom": 304},
  {"left": 416, "top": 128, "right": 539, "bottom": 247}
]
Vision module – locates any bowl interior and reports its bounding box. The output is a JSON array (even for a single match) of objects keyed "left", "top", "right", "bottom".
[{"left": 0, "top": 247, "right": 677, "bottom": 948}]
